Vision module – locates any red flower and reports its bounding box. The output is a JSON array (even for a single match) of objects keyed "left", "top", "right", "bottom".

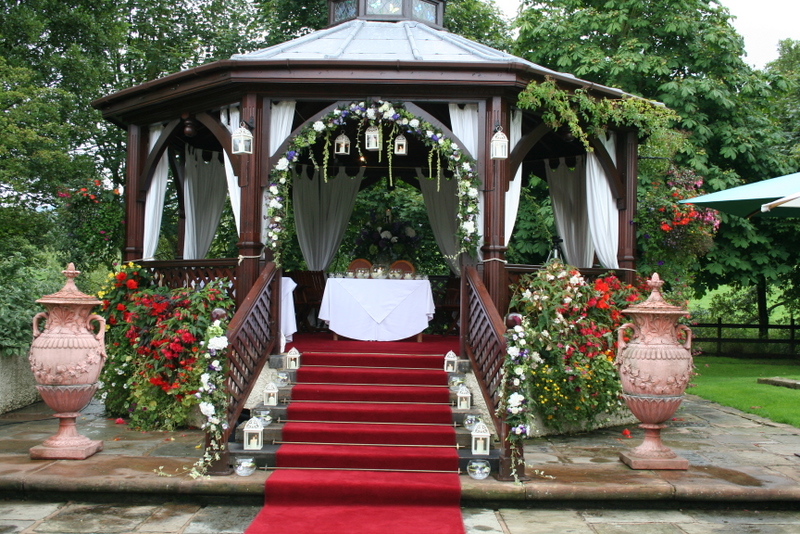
[
  {"left": 116, "top": 303, "right": 126, "bottom": 311},
  {"left": 126, "top": 279, "right": 138, "bottom": 290},
  {"left": 116, "top": 272, "right": 127, "bottom": 281}
]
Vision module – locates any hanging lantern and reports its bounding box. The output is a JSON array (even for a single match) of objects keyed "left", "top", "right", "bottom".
[
  {"left": 471, "top": 421, "right": 491, "bottom": 455},
  {"left": 334, "top": 133, "right": 351, "bottom": 155},
  {"left": 365, "top": 125, "right": 380, "bottom": 151},
  {"left": 243, "top": 417, "right": 264, "bottom": 450},
  {"left": 393, "top": 134, "right": 407, "bottom": 155},
  {"left": 286, "top": 347, "right": 301, "bottom": 370},
  {"left": 443, "top": 350, "right": 457, "bottom": 373},
  {"left": 231, "top": 122, "right": 254, "bottom": 155},
  {"left": 263, "top": 382, "right": 279, "bottom": 406},
  {"left": 457, "top": 385, "right": 471, "bottom": 410},
  {"left": 490, "top": 126, "right": 509, "bottom": 160}
]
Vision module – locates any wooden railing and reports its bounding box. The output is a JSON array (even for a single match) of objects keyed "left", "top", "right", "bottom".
[
  {"left": 208, "top": 262, "right": 280, "bottom": 474},
  {"left": 692, "top": 319, "right": 800, "bottom": 355},
  {"left": 461, "top": 266, "right": 521, "bottom": 480},
  {"left": 140, "top": 259, "right": 239, "bottom": 301},
  {"left": 506, "top": 263, "right": 632, "bottom": 289}
]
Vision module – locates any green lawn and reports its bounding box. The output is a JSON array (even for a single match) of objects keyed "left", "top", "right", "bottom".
[{"left": 691, "top": 356, "right": 800, "bottom": 428}]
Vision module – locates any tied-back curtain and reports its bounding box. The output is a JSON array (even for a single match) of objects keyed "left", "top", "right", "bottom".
[
  {"left": 418, "top": 172, "right": 459, "bottom": 274},
  {"left": 504, "top": 110, "right": 523, "bottom": 245},
  {"left": 183, "top": 147, "right": 228, "bottom": 260},
  {"left": 143, "top": 124, "right": 169, "bottom": 260},
  {"left": 263, "top": 100, "right": 297, "bottom": 245},
  {"left": 586, "top": 132, "right": 619, "bottom": 269},
  {"left": 448, "top": 103, "right": 481, "bottom": 256},
  {"left": 221, "top": 105, "right": 241, "bottom": 234},
  {"left": 294, "top": 166, "right": 362, "bottom": 271},
  {"left": 547, "top": 157, "right": 594, "bottom": 268}
]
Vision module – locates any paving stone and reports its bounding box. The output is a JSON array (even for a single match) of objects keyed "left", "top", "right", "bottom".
[
  {"left": 500, "top": 508, "right": 592, "bottom": 534},
  {"left": 0, "top": 520, "right": 36, "bottom": 533},
  {"left": 461, "top": 508, "right": 505, "bottom": 534},
  {"left": 138, "top": 503, "right": 201, "bottom": 532},
  {"left": 581, "top": 509, "right": 695, "bottom": 523},
  {"left": 183, "top": 504, "right": 262, "bottom": 534},
  {"left": 678, "top": 523, "right": 800, "bottom": 534},
  {"left": 33, "top": 503, "right": 156, "bottom": 533},
  {"left": 685, "top": 509, "right": 800, "bottom": 525},
  {"left": 0, "top": 501, "right": 62, "bottom": 520},
  {"left": 590, "top": 524, "right": 685, "bottom": 534}
]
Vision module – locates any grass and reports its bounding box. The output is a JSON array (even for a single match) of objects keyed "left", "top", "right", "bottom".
[{"left": 691, "top": 356, "right": 800, "bottom": 428}]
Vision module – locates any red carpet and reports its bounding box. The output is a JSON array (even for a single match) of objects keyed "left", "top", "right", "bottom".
[{"left": 245, "top": 337, "right": 465, "bottom": 534}]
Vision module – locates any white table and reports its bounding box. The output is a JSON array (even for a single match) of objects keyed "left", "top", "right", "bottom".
[
  {"left": 281, "top": 277, "right": 297, "bottom": 342},
  {"left": 318, "top": 278, "right": 435, "bottom": 342}
]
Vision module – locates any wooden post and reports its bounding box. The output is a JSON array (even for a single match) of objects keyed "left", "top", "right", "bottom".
[
  {"left": 124, "top": 124, "right": 146, "bottom": 262},
  {"left": 617, "top": 131, "right": 638, "bottom": 285}
]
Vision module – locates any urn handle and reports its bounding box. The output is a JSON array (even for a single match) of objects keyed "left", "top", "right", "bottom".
[
  {"left": 676, "top": 323, "right": 692, "bottom": 351},
  {"left": 616, "top": 322, "right": 638, "bottom": 362},
  {"left": 87, "top": 314, "right": 106, "bottom": 354},
  {"left": 32, "top": 312, "right": 48, "bottom": 339}
]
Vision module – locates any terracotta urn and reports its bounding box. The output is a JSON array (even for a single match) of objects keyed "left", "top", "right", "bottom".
[
  {"left": 28, "top": 263, "right": 106, "bottom": 460},
  {"left": 615, "top": 273, "right": 692, "bottom": 470}
]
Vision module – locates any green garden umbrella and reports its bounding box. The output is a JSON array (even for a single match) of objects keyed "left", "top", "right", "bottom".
[{"left": 680, "top": 172, "right": 800, "bottom": 218}]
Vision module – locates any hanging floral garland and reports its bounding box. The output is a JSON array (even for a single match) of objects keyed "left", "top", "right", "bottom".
[{"left": 265, "top": 100, "right": 482, "bottom": 266}]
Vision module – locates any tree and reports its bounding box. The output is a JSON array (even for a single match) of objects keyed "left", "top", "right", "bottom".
[{"left": 514, "top": 0, "right": 798, "bottom": 307}]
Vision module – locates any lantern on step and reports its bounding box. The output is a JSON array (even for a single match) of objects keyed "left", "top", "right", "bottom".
[
  {"left": 365, "top": 125, "right": 380, "bottom": 151},
  {"left": 456, "top": 385, "right": 471, "bottom": 410},
  {"left": 286, "top": 347, "right": 301, "bottom": 370},
  {"left": 334, "top": 133, "right": 351, "bottom": 155},
  {"left": 471, "top": 421, "right": 491, "bottom": 456},
  {"left": 443, "top": 350, "right": 457, "bottom": 373},
  {"left": 276, "top": 371, "right": 291, "bottom": 387},
  {"left": 231, "top": 122, "right": 254, "bottom": 155},
  {"left": 263, "top": 382, "right": 279, "bottom": 406},
  {"left": 448, "top": 374, "right": 465, "bottom": 391},
  {"left": 393, "top": 134, "right": 407, "bottom": 155},
  {"left": 243, "top": 417, "right": 264, "bottom": 451},
  {"left": 490, "top": 126, "right": 508, "bottom": 160}
]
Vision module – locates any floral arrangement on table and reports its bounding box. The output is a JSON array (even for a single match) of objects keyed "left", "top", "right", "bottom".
[
  {"left": 96, "top": 263, "right": 234, "bottom": 432},
  {"left": 636, "top": 167, "right": 720, "bottom": 301},
  {"left": 265, "top": 100, "right": 482, "bottom": 265},
  {"left": 499, "top": 260, "right": 642, "bottom": 456},
  {"left": 353, "top": 212, "right": 422, "bottom": 265}
]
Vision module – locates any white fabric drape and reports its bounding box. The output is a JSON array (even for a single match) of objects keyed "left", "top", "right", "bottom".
[
  {"left": 418, "top": 172, "right": 459, "bottom": 274},
  {"left": 294, "top": 166, "right": 362, "bottom": 271},
  {"left": 143, "top": 124, "right": 170, "bottom": 260},
  {"left": 504, "top": 110, "right": 523, "bottom": 245},
  {"left": 448, "top": 104, "right": 481, "bottom": 261},
  {"left": 270, "top": 101, "right": 296, "bottom": 157},
  {"left": 586, "top": 132, "right": 619, "bottom": 269},
  {"left": 547, "top": 158, "right": 594, "bottom": 268},
  {"left": 221, "top": 105, "right": 241, "bottom": 234},
  {"left": 183, "top": 147, "right": 228, "bottom": 260}
]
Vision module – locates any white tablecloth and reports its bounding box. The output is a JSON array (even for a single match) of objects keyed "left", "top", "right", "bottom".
[
  {"left": 318, "top": 278, "right": 435, "bottom": 341},
  {"left": 281, "top": 277, "right": 297, "bottom": 342}
]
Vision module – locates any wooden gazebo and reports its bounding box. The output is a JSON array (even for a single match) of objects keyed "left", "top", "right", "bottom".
[{"left": 92, "top": 0, "right": 639, "bottom": 477}]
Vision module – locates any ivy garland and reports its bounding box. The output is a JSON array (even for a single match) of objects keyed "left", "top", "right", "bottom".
[
  {"left": 265, "top": 100, "right": 482, "bottom": 266},
  {"left": 516, "top": 77, "right": 677, "bottom": 150}
]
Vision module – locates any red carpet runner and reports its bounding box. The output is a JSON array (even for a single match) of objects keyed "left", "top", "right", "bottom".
[{"left": 245, "top": 343, "right": 465, "bottom": 534}]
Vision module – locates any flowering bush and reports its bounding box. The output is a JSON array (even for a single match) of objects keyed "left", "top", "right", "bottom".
[
  {"left": 636, "top": 167, "right": 720, "bottom": 301},
  {"left": 96, "top": 263, "right": 234, "bottom": 430},
  {"left": 500, "top": 260, "right": 641, "bottom": 443},
  {"left": 266, "top": 100, "right": 481, "bottom": 265}
]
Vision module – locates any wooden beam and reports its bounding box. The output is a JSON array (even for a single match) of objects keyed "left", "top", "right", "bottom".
[
  {"left": 508, "top": 122, "right": 550, "bottom": 190},
  {"left": 138, "top": 119, "right": 181, "bottom": 195}
]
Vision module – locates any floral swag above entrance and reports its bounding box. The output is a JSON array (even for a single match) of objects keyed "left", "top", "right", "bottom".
[{"left": 265, "top": 100, "right": 482, "bottom": 266}]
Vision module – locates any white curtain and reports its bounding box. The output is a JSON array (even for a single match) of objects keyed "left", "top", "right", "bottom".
[
  {"left": 547, "top": 157, "right": 594, "bottom": 268},
  {"left": 418, "top": 172, "right": 459, "bottom": 274},
  {"left": 221, "top": 105, "right": 241, "bottom": 234},
  {"left": 143, "top": 124, "right": 170, "bottom": 260},
  {"left": 262, "top": 101, "right": 297, "bottom": 245},
  {"left": 294, "top": 166, "right": 362, "bottom": 271},
  {"left": 183, "top": 147, "right": 228, "bottom": 260},
  {"left": 448, "top": 103, "right": 481, "bottom": 261},
  {"left": 586, "top": 132, "right": 619, "bottom": 269},
  {"left": 504, "top": 110, "right": 523, "bottom": 245}
]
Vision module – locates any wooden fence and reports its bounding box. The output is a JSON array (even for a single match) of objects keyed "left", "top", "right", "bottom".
[{"left": 691, "top": 319, "right": 799, "bottom": 355}]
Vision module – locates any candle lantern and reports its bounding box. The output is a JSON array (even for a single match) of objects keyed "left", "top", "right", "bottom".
[
  {"left": 334, "top": 133, "right": 351, "bottom": 155},
  {"left": 276, "top": 371, "right": 290, "bottom": 387},
  {"left": 263, "top": 382, "right": 279, "bottom": 406},
  {"left": 456, "top": 385, "right": 471, "bottom": 410},
  {"left": 286, "top": 347, "right": 301, "bottom": 370},
  {"left": 443, "top": 350, "right": 457, "bottom": 373},
  {"left": 393, "top": 134, "right": 407, "bottom": 155},
  {"left": 243, "top": 417, "right": 264, "bottom": 450},
  {"left": 448, "top": 374, "right": 464, "bottom": 391},
  {"left": 490, "top": 127, "right": 509, "bottom": 159},
  {"left": 231, "top": 122, "right": 254, "bottom": 155},
  {"left": 365, "top": 125, "right": 380, "bottom": 151},
  {"left": 471, "top": 421, "right": 491, "bottom": 456}
]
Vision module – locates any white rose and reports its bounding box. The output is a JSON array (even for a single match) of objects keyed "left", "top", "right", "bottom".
[
  {"left": 208, "top": 336, "right": 228, "bottom": 351},
  {"left": 462, "top": 162, "right": 472, "bottom": 172},
  {"left": 461, "top": 221, "right": 475, "bottom": 234},
  {"left": 269, "top": 198, "right": 282, "bottom": 209},
  {"left": 199, "top": 402, "right": 215, "bottom": 417},
  {"left": 366, "top": 108, "right": 376, "bottom": 119},
  {"left": 467, "top": 187, "right": 479, "bottom": 198},
  {"left": 269, "top": 185, "right": 279, "bottom": 195},
  {"left": 507, "top": 346, "right": 520, "bottom": 357},
  {"left": 514, "top": 366, "right": 525, "bottom": 376},
  {"left": 380, "top": 230, "right": 392, "bottom": 239},
  {"left": 409, "top": 119, "right": 419, "bottom": 128},
  {"left": 313, "top": 121, "right": 325, "bottom": 132},
  {"left": 508, "top": 392, "right": 525, "bottom": 407},
  {"left": 451, "top": 143, "right": 459, "bottom": 151},
  {"left": 275, "top": 158, "right": 289, "bottom": 171}
]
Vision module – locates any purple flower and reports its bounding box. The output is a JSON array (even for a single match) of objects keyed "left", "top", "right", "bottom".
[{"left": 287, "top": 150, "right": 297, "bottom": 161}]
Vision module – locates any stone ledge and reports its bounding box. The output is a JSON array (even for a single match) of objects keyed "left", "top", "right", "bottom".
[{"left": 757, "top": 377, "right": 800, "bottom": 389}]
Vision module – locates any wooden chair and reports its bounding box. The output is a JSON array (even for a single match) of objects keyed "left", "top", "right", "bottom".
[
  {"left": 347, "top": 258, "right": 372, "bottom": 272},
  {"left": 288, "top": 270, "right": 326, "bottom": 332},
  {"left": 389, "top": 260, "right": 415, "bottom": 274}
]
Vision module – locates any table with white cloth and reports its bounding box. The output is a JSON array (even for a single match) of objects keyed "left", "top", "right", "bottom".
[
  {"left": 318, "top": 278, "right": 435, "bottom": 342},
  {"left": 281, "top": 277, "right": 297, "bottom": 342}
]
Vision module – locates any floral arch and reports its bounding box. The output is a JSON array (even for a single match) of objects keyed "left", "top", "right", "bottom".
[{"left": 265, "top": 100, "right": 482, "bottom": 266}]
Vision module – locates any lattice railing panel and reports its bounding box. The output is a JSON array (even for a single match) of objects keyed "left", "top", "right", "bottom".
[{"left": 140, "top": 259, "right": 239, "bottom": 301}]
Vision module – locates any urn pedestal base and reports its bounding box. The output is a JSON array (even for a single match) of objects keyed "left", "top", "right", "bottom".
[
  {"left": 619, "top": 423, "right": 688, "bottom": 470},
  {"left": 30, "top": 384, "right": 103, "bottom": 460}
]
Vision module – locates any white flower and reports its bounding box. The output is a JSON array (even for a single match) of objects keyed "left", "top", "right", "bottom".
[
  {"left": 380, "top": 230, "right": 392, "bottom": 240},
  {"left": 366, "top": 108, "right": 376, "bottom": 119},
  {"left": 563, "top": 297, "right": 572, "bottom": 305},
  {"left": 269, "top": 198, "right": 282, "bottom": 209},
  {"left": 409, "top": 119, "right": 419, "bottom": 128},
  {"left": 333, "top": 109, "right": 341, "bottom": 116},
  {"left": 514, "top": 325, "right": 524, "bottom": 333},
  {"left": 426, "top": 130, "right": 434, "bottom": 138},
  {"left": 383, "top": 108, "right": 396, "bottom": 119},
  {"left": 514, "top": 365, "right": 525, "bottom": 376},
  {"left": 507, "top": 346, "right": 520, "bottom": 357},
  {"left": 313, "top": 121, "right": 325, "bottom": 132},
  {"left": 461, "top": 221, "right": 476, "bottom": 234},
  {"left": 451, "top": 143, "right": 459, "bottom": 151},
  {"left": 275, "top": 158, "right": 289, "bottom": 171},
  {"left": 570, "top": 275, "right": 583, "bottom": 285},
  {"left": 269, "top": 185, "right": 279, "bottom": 195},
  {"left": 401, "top": 118, "right": 408, "bottom": 125},
  {"left": 199, "top": 402, "right": 215, "bottom": 417},
  {"left": 379, "top": 102, "right": 390, "bottom": 112},
  {"left": 467, "top": 187, "right": 479, "bottom": 198},
  {"left": 207, "top": 336, "right": 228, "bottom": 351},
  {"left": 508, "top": 392, "right": 525, "bottom": 408},
  {"left": 462, "top": 162, "right": 472, "bottom": 172}
]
